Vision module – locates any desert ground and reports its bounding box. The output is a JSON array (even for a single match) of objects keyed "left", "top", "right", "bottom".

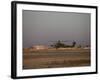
[{"left": 23, "top": 48, "right": 90, "bottom": 69}]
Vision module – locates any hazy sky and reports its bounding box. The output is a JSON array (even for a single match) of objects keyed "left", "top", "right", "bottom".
[{"left": 23, "top": 10, "right": 90, "bottom": 48}]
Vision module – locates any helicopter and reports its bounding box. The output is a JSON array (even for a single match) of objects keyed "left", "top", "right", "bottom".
[{"left": 49, "top": 40, "right": 76, "bottom": 49}]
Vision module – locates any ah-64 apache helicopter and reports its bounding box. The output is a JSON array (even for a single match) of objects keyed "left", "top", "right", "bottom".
[{"left": 49, "top": 40, "right": 76, "bottom": 49}]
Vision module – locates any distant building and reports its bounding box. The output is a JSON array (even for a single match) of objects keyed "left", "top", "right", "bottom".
[
  {"left": 83, "top": 47, "right": 90, "bottom": 49},
  {"left": 31, "top": 45, "right": 48, "bottom": 50}
]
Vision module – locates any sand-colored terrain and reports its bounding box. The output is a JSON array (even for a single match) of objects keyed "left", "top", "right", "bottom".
[{"left": 23, "top": 48, "right": 90, "bottom": 69}]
